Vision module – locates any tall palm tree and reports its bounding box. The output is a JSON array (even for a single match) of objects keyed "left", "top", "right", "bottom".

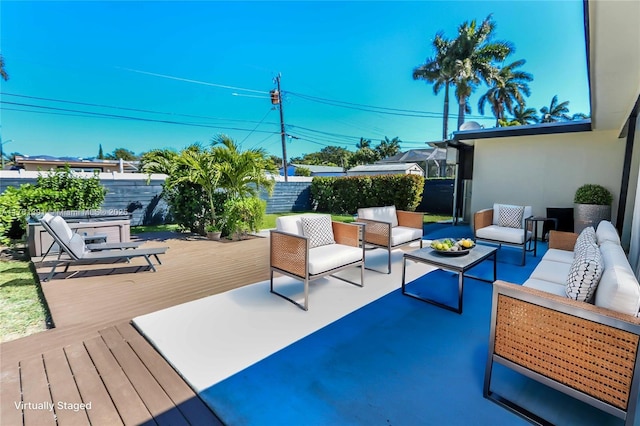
[
  {"left": 376, "top": 136, "right": 401, "bottom": 159},
  {"left": 511, "top": 104, "right": 540, "bottom": 125},
  {"left": 449, "top": 15, "right": 513, "bottom": 129},
  {"left": 540, "top": 95, "right": 571, "bottom": 123},
  {"left": 210, "top": 134, "right": 277, "bottom": 200},
  {"left": 478, "top": 59, "right": 533, "bottom": 126},
  {"left": 413, "top": 32, "right": 454, "bottom": 140},
  {"left": 356, "top": 137, "right": 372, "bottom": 150},
  {"left": 0, "top": 55, "right": 9, "bottom": 81}
]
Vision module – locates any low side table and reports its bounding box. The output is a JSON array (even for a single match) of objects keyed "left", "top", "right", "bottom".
[
  {"left": 525, "top": 217, "right": 558, "bottom": 257},
  {"left": 401, "top": 245, "right": 497, "bottom": 314}
]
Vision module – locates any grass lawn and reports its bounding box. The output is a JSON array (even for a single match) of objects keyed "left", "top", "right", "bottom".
[
  {"left": 262, "top": 212, "right": 452, "bottom": 229},
  {"left": 0, "top": 260, "right": 48, "bottom": 343}
]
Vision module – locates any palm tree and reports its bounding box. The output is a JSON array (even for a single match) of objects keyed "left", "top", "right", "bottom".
[
  {"left": 210, "top": 134, "right": 277, "bottom": 200},
  {"left": 413, "top": 32, "right": 455, "bottom": 140},
  {"left": 510, "top": 104, "right": 540, "bottom": 125},
  {"left": 478, "top": 59, "right": 533, "bottom": 126},
  {"left": 140, "top": 148, "right": 179, "bottom": 175},
  {"left": 0, "top": 55, "right": 9, "bottom": 81},
  {"left": 540, "top": 95, "right": 571, "bottom": 123},
  {"left": 376, "top": 137, "right": 401, "bottom": 159},
  {"left": 449, "top": 15, "right": 513, "bottom": 129},
  {"left": 356, "top": 137, "right": 372, "bottom": 150}
]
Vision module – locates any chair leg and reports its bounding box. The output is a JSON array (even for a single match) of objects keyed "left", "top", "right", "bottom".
[
  {"left": 386, "top": 247, "right": 392, "bottom": 274},
  {"left": 521, "top": 246, "right": 526, "bottom": 266},
  {"left": 45, "top": 262, "right": 60, "bottom": 282},
  {"left": 144, "top": 255, "right": 157, "bottom": 272}
]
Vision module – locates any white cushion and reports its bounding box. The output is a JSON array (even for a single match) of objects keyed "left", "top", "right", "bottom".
[
  {"left": 543, "top": 249, "right": 574, "bottom": 264},
  {"left": 498, "top": 205, "right": 524, "bottom": 228},
  {"left": 48, "top": 215, "right": 74, "bottom": 243},
  {"left": 390, "top": 226, "right": 423, "bottom": 246},
  {"left": 357, "top": 206, "right": 398, "bottom": 227},
  {"left": 276, "top": 214, "right": 324, "bottom": 236},
  {"left": 476, "top": 225, "right": 532, "bottom": 245},
  {"left": 67, "top": 233, "right": 87, "bottom": 258},
  {"left": 308, "top": 244, "right": 362, "bottom": 275},
  {"left": 301, "top": 215, "right": 335, "bottom": 248},
  {"left": 523, "top": 278, "right": 568, "bottom": 297},
  {"left": 566, "top": 243, "right": 603, "bottom": 302},
  {"left": 492, "top": 204, "right": 532, "bottom": 228},
  {"left": 594, "top": 241, "right": 640, "bottom": 315},
  {"left": 596, "top": 220, "right": 621, "bottom": 246},
  {"left": 530, "top": 260, "right": 572, "bottom": 285}
]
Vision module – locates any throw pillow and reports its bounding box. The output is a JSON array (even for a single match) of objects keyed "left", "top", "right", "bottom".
[
  {"left": 498, "top": 206, "right": 524, "bottom": 229},
  {"left": 301, "top": 215, "right": 335, "bottom": 248},
  {"left": 574, "top": 226, "right": 596, "bottom": 255},
  {"left": 566, "top": 242, "right": 603, "bottom": 302}
]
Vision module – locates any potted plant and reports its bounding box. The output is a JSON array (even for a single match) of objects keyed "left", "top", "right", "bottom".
[
  {"left": 205, "top": 222, "right": 222, "bottom": 241},
  {"left": 573, "top": 184, "right": 613, "bottom": 233}
]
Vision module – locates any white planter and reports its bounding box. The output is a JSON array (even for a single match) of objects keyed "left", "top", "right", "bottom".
[{"left": 574, "top": 204, "right": 611, "bottom": 233}]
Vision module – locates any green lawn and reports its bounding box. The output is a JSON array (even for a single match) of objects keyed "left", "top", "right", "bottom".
[
  {"left": 262, "top": 212, "right": 451, "bottom": 229},
  {"left": 0, "top": 260, "right": 48, "bottom": 343}
]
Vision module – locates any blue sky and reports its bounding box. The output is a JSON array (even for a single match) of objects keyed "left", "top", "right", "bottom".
[{"left": 1, "top": 1, "right": 589, "bottom": 161}]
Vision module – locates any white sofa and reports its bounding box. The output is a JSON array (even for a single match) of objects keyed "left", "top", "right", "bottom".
[
  {"left": 269, "top": 214, "right": 365, "bottom": 310},
  {"left": 484, "top": 220, "right": 640, "bottom": 425},
  {"left": 356, "top": 206, "right": 424, "bottom": 273}
]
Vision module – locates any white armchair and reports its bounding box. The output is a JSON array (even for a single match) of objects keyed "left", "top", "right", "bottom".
[
  {"left": 474, "top": 203, "right": 533, "bottom": 265},
  {"left": 270, "top": 214, "right": 365, "bottom": 311}
]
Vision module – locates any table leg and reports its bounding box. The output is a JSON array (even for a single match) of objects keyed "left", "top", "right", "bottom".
[{"left": 457, "top": 272, "right": 464, "bottom": 314}]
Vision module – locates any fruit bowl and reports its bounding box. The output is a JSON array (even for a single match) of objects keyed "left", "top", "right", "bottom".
[{"left": 429, "top": 238, "right": 475, "bottom": 256}]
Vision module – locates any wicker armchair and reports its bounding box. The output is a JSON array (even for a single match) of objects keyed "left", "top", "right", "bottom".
[
  {"left": 474, "top": 204, "right": 533, "bottom": 265},
  {"left": 270, "top": 215, "right": 365, "bottom": 311},
  {"left": 484, "top": 231, "right": 640, "bottom": 425},
  {"left": 357, "top": 206, "right": 424, "bottom": 274}
]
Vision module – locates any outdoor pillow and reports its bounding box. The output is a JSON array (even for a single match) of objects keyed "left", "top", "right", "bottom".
[
  {"left": 574, "top": 226, "right": 596, "bottom": 255},
  {"left": 67, "top": 233, "right": 88, "bottom": 258},
  {"left": 357, "top": 206, "right": 398, "bottom": 227},
  {"left": 48, "top": 215, "right": 74, "bottom": 243},
  {"left": 566, "top": 242, "right": 603, "bottom": 302},
  {"left": 301, "top": 215, "right": 335, "bottom": 248},
  {"left": 497, "top": 205, "right": 524, "bottom": 229},
  {"left": 596, "top": 220, "right": 621, "bottom": 246}
]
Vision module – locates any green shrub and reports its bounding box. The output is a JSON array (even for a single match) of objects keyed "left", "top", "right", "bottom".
[
  {"left": 162, "top": 182, "right": 227, "bottom": 235},
  {"left": 574, "top": 184, "right": 613, "bottom": 205},
  {"left": 294, "top": 166, "right": 311, "bottom": 177},
  {"left": 310, "top": 174, "right": 424, "bottom": 213},
  {"left": 221, "top": 197, "right": 266, "bottom": 239},
  {"left": 0, "top": 167, "right": 106, "bottom": 245}
]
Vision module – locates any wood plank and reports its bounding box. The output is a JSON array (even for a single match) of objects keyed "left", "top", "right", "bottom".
[
  {"left": 83, "top": 336, "right": 154, "bottom": 426},
  {"left": 42, "top": 347, "right": 90, "bottom": 425},
  {"left": 19, "top": 355, "right": 56, "bottom": 426},
  {"left": 64, "top": 342, "right": 123, "bottom": 426},
  {"left": 0, "top": 361, "right": 24, "bottom": 426},
  {"left": 116, "top": 323, "right": 222, "bottom": 425},
  {"left": 98, "top": 327, "right": 188, "bottom": 426}
]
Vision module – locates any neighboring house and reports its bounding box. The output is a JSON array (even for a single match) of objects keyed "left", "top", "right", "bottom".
[
  {"left": 376, "top": 148, "right": 449, "bottom": 177},
  {"left": 12, "top": 155, "right": 139, "bottom": 173},
  {"left": 287, "top": 164, "right": 346, "bottom": 177},
  {"left": 449, "top": 1, "right": 640, "bottom": 255},
  {"left": 347, "top": 162, "right": 424, "bottom": 176}
]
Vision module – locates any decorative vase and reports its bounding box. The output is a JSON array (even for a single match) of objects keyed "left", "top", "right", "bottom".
[
  {"left": 574, "top": 204, "right": 611, "bottom": 233},
  {"left": 207, "top": 231, "right": 222, "bottom": 241}
]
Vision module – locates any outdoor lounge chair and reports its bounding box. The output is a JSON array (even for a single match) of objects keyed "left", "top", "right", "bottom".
[
  {"left": 474, "top": 203, "right": 533, "bottom": 265},
  {"left": 270, "top": 214, "right": 365, "bottom": 310},
  {"left": 356, "top": 206, "right": 424, "bottom": 273},
  {"left": 40, "top": 214, "right": 168, "bottom": 281}
]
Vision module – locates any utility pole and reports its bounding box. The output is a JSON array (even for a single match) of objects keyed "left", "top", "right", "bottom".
[{"left": 272, "top": 74, "right": 288, "bottom": 182}]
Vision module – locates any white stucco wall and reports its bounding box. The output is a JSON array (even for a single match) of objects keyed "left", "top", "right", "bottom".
[{"left": 470, "top": 129, "right": 629, "bottom": 239}]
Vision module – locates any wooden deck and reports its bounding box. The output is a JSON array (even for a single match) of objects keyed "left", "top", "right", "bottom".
[{"left": 0, "top": 232, "right": 271, "bottom": 425}]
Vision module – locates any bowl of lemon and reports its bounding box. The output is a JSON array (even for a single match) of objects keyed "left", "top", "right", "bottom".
[{"left": 429, "top": 238, "right": 475, "bottom": 256}]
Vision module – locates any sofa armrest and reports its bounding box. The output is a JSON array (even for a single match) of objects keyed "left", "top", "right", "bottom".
[
  {"left": 332, "top": 221, "right": 362, "bottom": 247},
  {"left": 548, "top": 230, "right": 578, "bottom": 251},
  {"left": 397, "top": 210, "right": 424, "bottom": 230},
  {"left": 357, "top": 218, "right": 391, "bottom": 247},
  {"left": 270, "top": 230, "right": 308, "bottom": 278},
  {"left": 490, "top": 280, "right": 640, "bottom": 412},
  {"left": 474, "top": 209, "right": 493, "bottom": 233}
]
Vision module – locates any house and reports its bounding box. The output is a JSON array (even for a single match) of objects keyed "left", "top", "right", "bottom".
[
  {"left": 12, "top": 155, "right": 139, "bottom": 173},
  {"left": 449, "top": 1, "right": 640, "bottom": 253},
  {"left": 347, "top": 162, "right": 425, "bottom": 176},
  {"left": 376, "top": 148, "right": 449, "bottom": 177},
  {"left": 285, "top": 164, "right": 346, "bottom": 177}
]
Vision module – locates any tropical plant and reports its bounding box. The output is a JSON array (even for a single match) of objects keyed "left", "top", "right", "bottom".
[
  {"left": 376, "top": 137, "right": 401, "bottom": 159},
  {"left": 105, "top": 147, "right": 138, "bottom": 161},
  {"left": 540, "top": 95, "right": 572, "bottom": 123},
  {"left": 510, "top": 104, "right": 540, "bottom": 125},
  {"left": 0, "top": 54, "right": 9, "bottom": 81},
  {"left": 294, "top": 166, "right": 311, "bottom": 177},
  {"left": 356, "top": 138, "right": 372, "bottom": 150},
  {"left": 210, "top": 134, "right": 277, "bottom": 200},
  {"left": 140, "top": 148, "right": 179, "bottom": 176},
  {"left": 221, "top": 197, "right": 266, "bottom": 240},
  {"left": 413, "top": 32, "right": 455, "bottom": 140},
  {"left": 448, "top": 15, "right": 513, "bottom": 129},
  {"left": 478, "top": 59, "right": 533, "bottom": 126}
]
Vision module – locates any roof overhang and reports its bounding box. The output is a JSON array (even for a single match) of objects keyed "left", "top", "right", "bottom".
[{"left": 453, "top": 120, "right": 592, "bottom": 142}]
